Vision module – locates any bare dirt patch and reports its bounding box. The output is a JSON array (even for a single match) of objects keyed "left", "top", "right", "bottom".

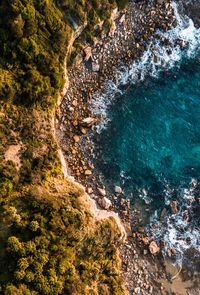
[{"left": 5, "top": 144, "right": 21, "bottom": 170}]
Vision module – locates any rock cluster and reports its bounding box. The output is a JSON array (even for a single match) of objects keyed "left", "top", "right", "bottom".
[{"left": 56, "top": 0, "right": 177, "bottom": 293}]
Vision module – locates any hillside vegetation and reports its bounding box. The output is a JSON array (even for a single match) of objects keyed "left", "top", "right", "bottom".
[{"left": 0, "top": 0, "right": 127, "bottom": 294}]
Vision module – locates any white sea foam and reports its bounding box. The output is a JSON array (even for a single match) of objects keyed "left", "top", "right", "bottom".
[
  {"left": 148, "top": 179, "right": 200, "bottom": 263},
  {"left": 91, "top": 1, "right": 200, "bottom": 130},
  {"left": 91, "top": 1, "right": 200, "bottom": 262}
]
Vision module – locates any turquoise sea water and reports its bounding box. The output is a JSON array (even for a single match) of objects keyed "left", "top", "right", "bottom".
[
  {"left": 90, "top": 1, "right": 200, "bottom": 259},
  {"left": 96, "top": 58, "right": 200, "bottom": 194},
  {"left": 94, "top": 57, "right": 200, "bottom": 257}
]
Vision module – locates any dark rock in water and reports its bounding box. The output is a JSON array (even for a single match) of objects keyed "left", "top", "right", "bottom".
[
  {"left": 160, "top": 207, "right": 167, "bottom": 221},
  {"left": 170, "top": 200, "right": 178, "bottom": 214},
  {"left": 179, "top": 0, "right": 200, "bottom": 28}
]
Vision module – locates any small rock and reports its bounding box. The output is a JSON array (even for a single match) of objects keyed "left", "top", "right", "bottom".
[
  {"left": 97, "top": 187, "right": 106, "bottom": 196},
  {"left": 119, "top": 14, "right": 125, "bottom": 24},
  {"left": 149, "top": 241, "right": 160, "bottom": 255},
  {"left": 114, "top": 185, "right": 122, "bottom": 194},
  {"left": 84, "top": 46, "right": 92, "bottom": 61},
  {"left": 92, "top": 62, "right": 100, "bottom": 72},
  {"left": 72, "top": 100, "right": 78, "bottom": 107},
  {"left": 85, "top": 170, "right": 92, "bottom": 176},
  {"left": 157, "top": 0, "right": 165, "bottom": 4},
  {"left": 167, "top": 248, "right": 172, "bottom": 257},
  {"left": 87, "top": 187, "right": 93, "bottom": 194},
  {"left": 81, "top": 127, "right": 87, "bottom": 134},
  {"left": 134, "top": 287, "right": 140, "bottom": 294},
  {"left": 99, "top": 197, "right": 112, "bottom": 210},
  {"left": 138, "top": 226, "right": 145, "bottom": 234},
  {"left": 160, "top": 239, "right": 166, "bottom": 248},
  {"left": 141, "top": 236, "right": 150, "bottom": 245},
  {"left": 80, "top": 117, "right": 97, "bottom": 127},
  {"left": 171, "top": 248, "right": 177, "bottom": 255},
  {"left": 160, "top": 208, "right": 167, "bottom": 221},
  {"left": 170, "top": 200, "right": 178, "bottom": 214},
  {"left": 149, "top": 286, "right": 153, "bottom": 294},
  {"left": 111, "top": 7, "right": 118, "bottom": 21},
  {"left": 143, "top": 249, "right": 148, "bottom": 255},
  {"left": 73, "top": 135, "right": 80, "bottom": 143}
]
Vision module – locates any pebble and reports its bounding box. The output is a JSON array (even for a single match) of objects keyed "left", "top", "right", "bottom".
[
  {"left": 73, "top": 135, "right": 80, "bottom": 143},
  {"left": 85, "top": 169, "right": 92, "bottom": 175}
]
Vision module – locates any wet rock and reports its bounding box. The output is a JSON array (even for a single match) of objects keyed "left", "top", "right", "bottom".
[
  {"left": 167, "top": 248, "right": 172, "bottom": 257},
  {"left": 181, "top": 0, "right": 200, "bottom": 28},
  {"left": 114, "top": 185, "right": 123, "bottom": 194},
  {"left": 160, "top": 207, "right": 167, "bottom": 221},
  {"left": 160, "top": 239, "right": 166, "bottom": 249},
  {"left": 149, "top": 241, "right": 160, "bottom": 255},
  {"left": 171, "top": 248, "right": 177, "bottom": 255},
  {"left": 170, "top": 200, "right": 178, "bottom": 214}
]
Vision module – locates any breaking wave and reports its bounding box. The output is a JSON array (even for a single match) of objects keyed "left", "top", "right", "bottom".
[
  {"left": 90, "top": 1, "right": 200, "bottom": 263},
  {"left": 91, "top": 1, "right": 200, "bottom": 130}
]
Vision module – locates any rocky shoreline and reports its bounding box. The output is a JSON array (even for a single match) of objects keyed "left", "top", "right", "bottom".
[{"left": 56, "top": 0, "right": 199, "bottom": 294}]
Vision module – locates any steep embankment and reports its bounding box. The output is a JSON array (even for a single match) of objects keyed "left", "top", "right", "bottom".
[{"left": 0, "top": 1, "right": 128, "bottom": 294}]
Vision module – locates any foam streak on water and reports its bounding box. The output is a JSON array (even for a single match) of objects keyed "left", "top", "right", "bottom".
[
  {"left": 149, "top": 179, "right": 200, "bottom": 263},
  {"left": 91, "top": 1, "right": 200, "bottom": 129}
]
